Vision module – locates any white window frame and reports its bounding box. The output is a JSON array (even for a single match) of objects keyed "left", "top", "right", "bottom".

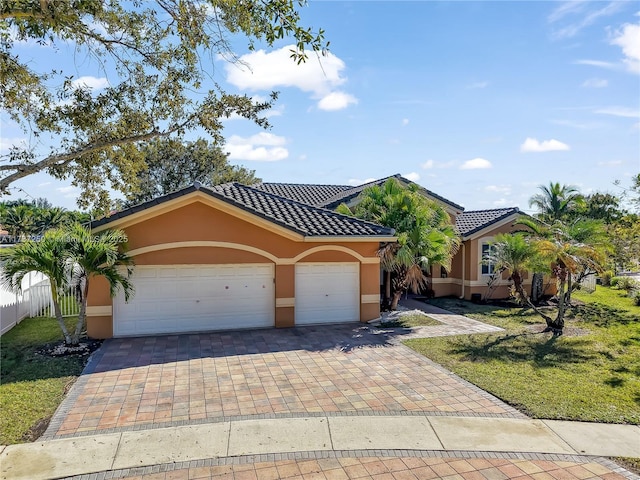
[{"left": 479, "top": 240, "right": 496, "bottom": 277}]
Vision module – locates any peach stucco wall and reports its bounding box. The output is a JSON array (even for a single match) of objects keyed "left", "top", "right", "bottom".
[
  {"left": 423, "top": 217, "right": 554, "bottom": 301},
  {"left": 87, "top": 196, "right": 384, "bottom": 338}
]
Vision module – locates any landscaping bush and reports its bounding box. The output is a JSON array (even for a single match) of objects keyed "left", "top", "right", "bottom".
[
  {"left": 599, "top": 270, "right": 614, "bottom": 286},
  {"left": 610, "top": 276, "right": 639, "bottom": 292},
  {"left": 633, "top": 290, "right": 640, "bottom": 307}
]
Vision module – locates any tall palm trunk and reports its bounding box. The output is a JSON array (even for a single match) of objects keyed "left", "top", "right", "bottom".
[
  {"left": 511, "top": 270, "right": 527, "bottom": 304},
  {"left": 546, "top": 274, "right": 567, "bottom": 334},
  {"left": 385, "top": 271, "right": 391, "bottom": 303},
  {"left": 50, "top": 281, "right": 72, "bottom": 345},
  {"left": 72, "top": 277, "right": 89, "bottom": 344}
]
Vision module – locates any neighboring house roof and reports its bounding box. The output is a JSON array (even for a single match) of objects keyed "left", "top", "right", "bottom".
[
  {"left": 252, "top": 182, "right": 352, "bottom": 207},
  {"left": 456, "top": 207, "right": 521, "bottom": 237},
  {"left": 92, "top": 182, "right": 395, "bottom": 238},
  {"left": 255, "top": 174, "right": 465, "bottom": 213}
]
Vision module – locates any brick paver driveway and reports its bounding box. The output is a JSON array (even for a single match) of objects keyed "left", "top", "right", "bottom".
[
  {"left": 116, "top": 456, "right": 629, "bottom": 480},
  {"left": 45, "top": 324, "right": 522, "bottom": 438}
]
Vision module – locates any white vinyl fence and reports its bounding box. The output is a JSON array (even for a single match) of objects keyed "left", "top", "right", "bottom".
[
  {"left": 1, "top": 271, "right": 51, "bottom": 335},
  {"left": 577, "top": 273, "right": 596, "bottom": 293},
  {"left": 0, "top": 271, "right": 79, "bottom": 335}
]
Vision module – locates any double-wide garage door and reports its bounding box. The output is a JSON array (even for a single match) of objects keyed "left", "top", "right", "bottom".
[{"left": 113, "top": 264, "right": 274, "bottom": 336}]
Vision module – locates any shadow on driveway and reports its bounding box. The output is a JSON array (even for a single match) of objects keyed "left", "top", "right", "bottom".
[{"left": 88, "top": 323, "right": 413, "bottom": 374}]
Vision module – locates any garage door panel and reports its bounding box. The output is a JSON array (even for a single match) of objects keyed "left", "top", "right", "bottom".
[
  {"left": 114, "top": 264, "right": 274, "bottom": 336},
  {"left": 295, "top": 263, "right": 359, "bottom": 325}
]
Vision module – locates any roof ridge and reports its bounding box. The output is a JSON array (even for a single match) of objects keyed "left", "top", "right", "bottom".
[
  {"left": 255, "top": 181, "right": 352, "bottom": 188},
  {"left": 318, "top": 174, "right": 402, "bottom": 208},
  {"left": 236, "top": 182, "right": 396, "bottom": 235},
  {"left": 460, "top": 207, "right": 519, "bottom": 214}
]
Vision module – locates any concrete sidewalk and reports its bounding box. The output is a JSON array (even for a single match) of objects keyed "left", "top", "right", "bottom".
[{"left": 2, "top": 414, "right": 638, "bottom": 480}]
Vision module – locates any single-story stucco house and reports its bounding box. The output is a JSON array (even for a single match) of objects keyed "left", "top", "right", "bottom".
[
  {"left": 87, "top": 182, "right": 396, "bottom": 338},
  {"left": 87, "top": 174, "right": 537, "bottom": 338},
  {"left": 253, "top": 174, "right": 535, "bottom": 302}
]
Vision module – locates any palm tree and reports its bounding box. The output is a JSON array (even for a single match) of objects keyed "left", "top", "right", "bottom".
[
  {"left": 2, "top": 205, "right": 36, "bottom": 239},
  {"left": 64, "top": 223, "right": 134, "bottom": 344},
  {"left": 529, "top": 182, "right": 584, "bottom": 223},
  {"left": 342, "top": 178, "right": 460, "bottom": 310},
  {"left": 517, "top": 217, "right": 608, "bottom": 334},
  {"left": 0, "top": 229, "right": 74, "bottom": 344},
  {"left": 0, "top": 224, "right": 134, "bottom": 345},
  {"left": 482, "top": 233, "right": 539, "bottom": 305},
  {"left": 34, "top": 207, "right": 70, "bottom": 235}
]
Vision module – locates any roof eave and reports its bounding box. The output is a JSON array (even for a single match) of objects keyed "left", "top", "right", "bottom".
[{"left": 303, "top": 235, "right": 397, "bottom": 243}]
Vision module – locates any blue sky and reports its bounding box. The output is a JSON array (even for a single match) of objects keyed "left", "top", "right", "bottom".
[{"left": 2, "top": 1, "right": 639, "bottom": 213}]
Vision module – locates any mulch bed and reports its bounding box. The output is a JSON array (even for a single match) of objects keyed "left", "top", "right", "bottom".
[{"left": 36, "top": 338, "right": 103, "bottom": 357}]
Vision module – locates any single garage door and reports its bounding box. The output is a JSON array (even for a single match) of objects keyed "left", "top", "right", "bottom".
[
  {"left": 295, "top": 263, "right": 359, "bottom": 325},
  {"left": 114, "top": 264, "right": 274, "bottom": 336}
]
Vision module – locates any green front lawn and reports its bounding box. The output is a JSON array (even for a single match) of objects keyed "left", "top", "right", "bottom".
[
  {"left": 405, "top": 286, "right": 640, "bottom": 424},
  {"left": 380, "top": 312, "right": 442, "bottom": 328},
  {"left": 0, "top": 316, "right": 88, "bottom": 444}
]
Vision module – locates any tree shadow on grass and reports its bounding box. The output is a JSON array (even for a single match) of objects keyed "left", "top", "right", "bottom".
[
  {"left": 446, "top": 331, "right": 598, "bottom": 368},
  {"left": 569, "top": 303, "right": 638, "bottom": 327}
]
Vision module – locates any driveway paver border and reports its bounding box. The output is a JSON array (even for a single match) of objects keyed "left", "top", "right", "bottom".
[{"left": 57, "top": 451, "right": 640, "bottom": 480}]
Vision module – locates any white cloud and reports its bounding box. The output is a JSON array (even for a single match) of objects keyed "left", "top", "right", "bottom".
[
  {"left": 467, "top": 81, "right": 489, "bottom": 89},
  {"left": 550, "top": 1, "right": 624, "bottom": 39},
  {"left": 403, "top": 172, "right": 420, "bottom": 182},
  {"left": 551, "top": 119, "right": 604, "bottom": 129},
  {"left": 0, "top": 136, "right": 27, "bottom": 153},
  {"left": 37, "top": 182, "right": 51, "bottom": 187},
  {"left": 225, "top": 132, "right": 288, "bottom": 162},
  {"left": 493, "top": 198, "right": 510, "bottom": 207},
  {"left": 581, "top": 78, "right": 608, "bottom": 88},
  {"left": 460, "top": 158, "right": 492, "bottom": 170},
  {"left": 402, "top": 118, "right": 410, "bottom": 126},
  {"left": 421, "top": 159, "right": 434, "bottom": 169},
  {"left": 223, "top": 45, "right": 357, "bottom": 109},
  {"left": 298, "top": 154, "right": 307, "bottom": 161},
  {"left": 574, "top": 59, "right": 621, "bottom": 70},
  {"left": 317, "top": 91, "right": 358, "bottom": 111},
  {"left": 484, "top": 185, "right": 512, "bottom": 195},
  {"left": 56, "top": 186, "right": 80, "bottom": 198},
  {"left": 610, "top": 21, "right": 640, "bottom": 74},
  {"left": 421, "top": 159, "right": 456, "bottom": 169},
  {"left": 520, "top": 138, "right": 570, "bottom": 152},
  {"left": 71, "top": 76, "right": 109, "bottom": 91},
  {"left": 597, "top": 160, "right": 623, "bottom": 166},
  {"left": 595, "top": 106, "right": 640, "bottom": 118},
  {"left": 548, "top": 1, "right": 588, "bottom": 23},
  {"left": 347, "top": 178, "right": 375, "bottom": 186}
]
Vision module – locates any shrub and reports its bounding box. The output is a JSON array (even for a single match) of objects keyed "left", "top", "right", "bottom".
[
  {"left": 633, "top": 290, "right": 640, "bottom": 307},
  {"left": 610, "top": 276, "right": 639, "bottom": 292},
  {"left": 599, "top": 271, "right": 614, "bottom": 286}
]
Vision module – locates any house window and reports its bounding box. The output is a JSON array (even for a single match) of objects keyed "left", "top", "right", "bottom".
[{"left": 481, "top": 243, "right": 495, "bottom": 275}]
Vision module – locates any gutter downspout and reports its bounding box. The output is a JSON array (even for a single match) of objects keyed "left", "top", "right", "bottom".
[{"left": 459, "top": 242, "right": 466, "bottom": 299}]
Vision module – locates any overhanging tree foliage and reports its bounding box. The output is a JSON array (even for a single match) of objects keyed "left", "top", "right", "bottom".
[
  {"left": 123, "top": 138, "right": 260, "bottom": 206},
  {"left": 1, "top": 0, "right": 326, "bottom": 209}
]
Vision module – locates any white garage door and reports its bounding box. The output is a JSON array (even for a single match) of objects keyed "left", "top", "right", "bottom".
[
  {"left": 295, "top": 263, "right": 359, "bottom": 325},
  {"left": 114, "top": 264, "right": 274, "bottom": 336}
]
